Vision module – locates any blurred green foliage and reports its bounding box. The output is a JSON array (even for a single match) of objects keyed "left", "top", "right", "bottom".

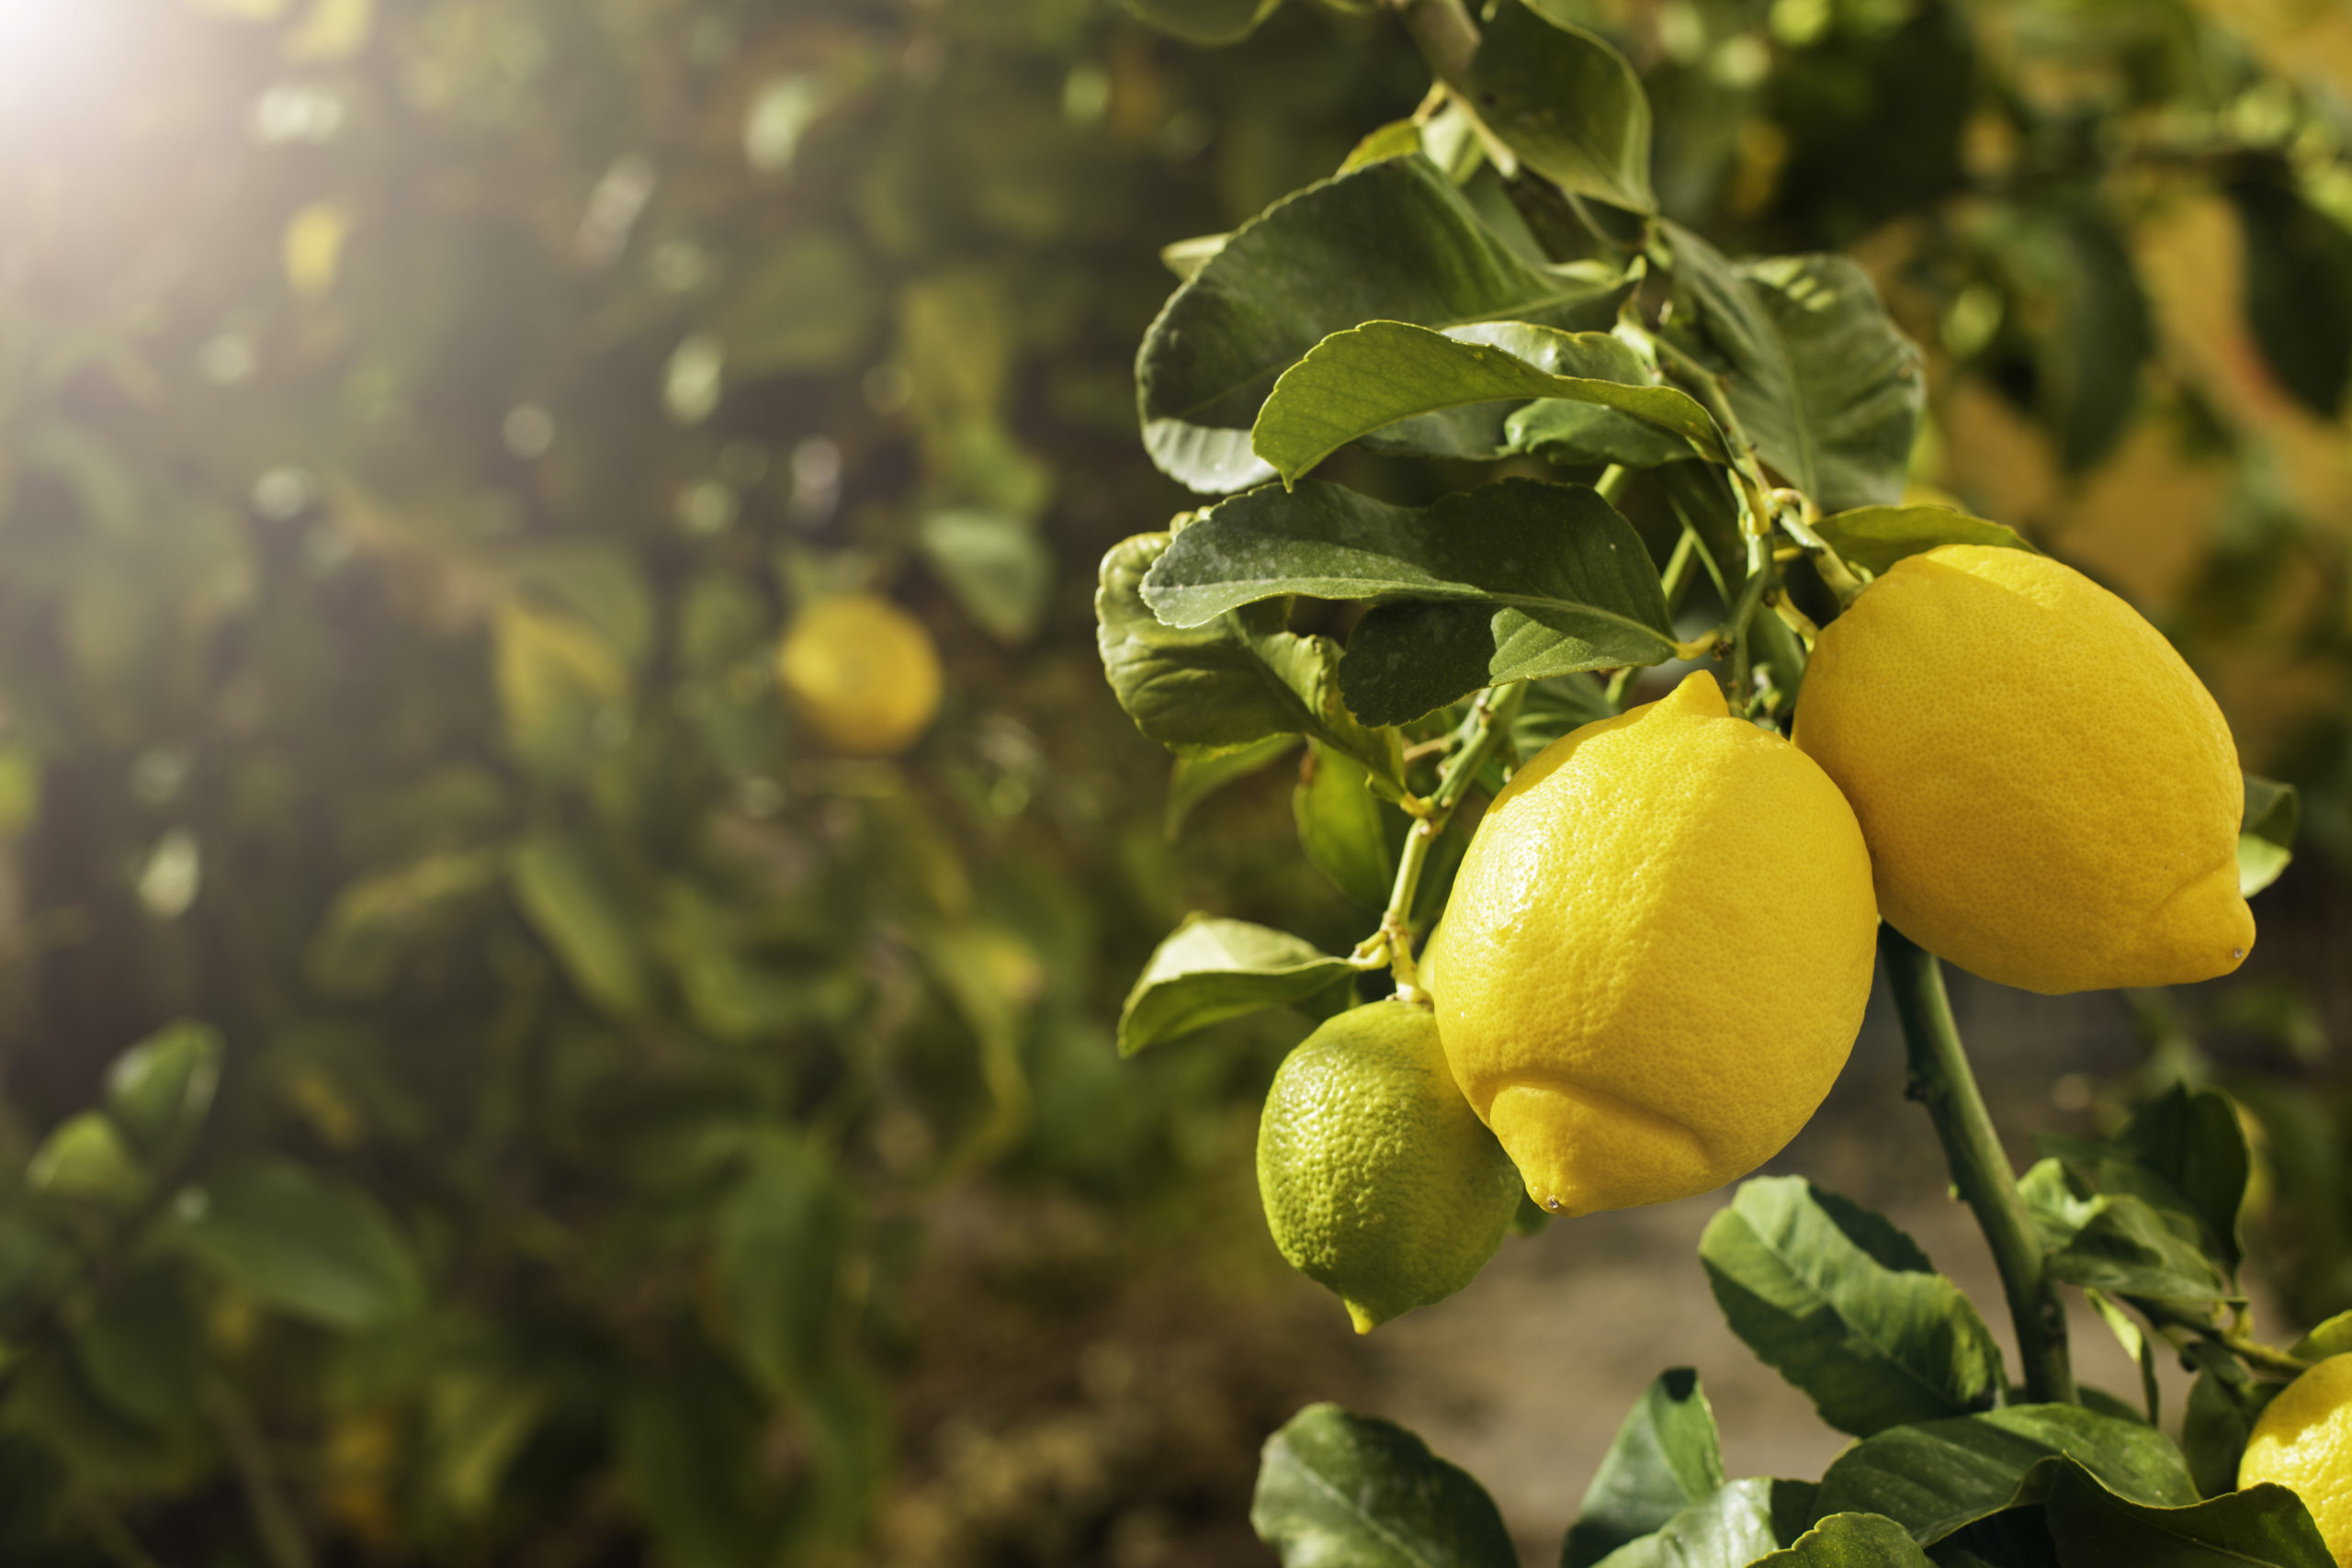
[{"left": 0, "top": 0, "right": 2347, "bottom": 1562}]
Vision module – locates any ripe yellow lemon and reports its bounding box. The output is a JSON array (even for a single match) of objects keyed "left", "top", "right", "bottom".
[
  {"left": 2239, "top": 1352, "right": 2352, "bottom": 1563},
  {"left": 776, "top": 592, "right": 943, "bottom": 757},
  {"left": 1256, "top": 999, "right": 1522, "bottom": 1333},
  {"left": 1794, "top": 545, "right": 2252, "bottom": 995},
  {"left": 1428, "top": 672, "right": 1877, "bottom": 1218}
]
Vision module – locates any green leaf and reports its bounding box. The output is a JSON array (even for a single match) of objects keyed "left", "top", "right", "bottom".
[
  {"left": 1097, "top": 532, "right": 1406, "bottom": 788},
  {"left": 2024, "top": 1133, "right": 2239, "bottom": 1305},
  {"left": 75, "top": 1269, "right": 204, "bottom": 1430},
  {"left": 715, "top": 230, "right": 879, "bottom": 377},
  {"left": 169, "top": 1159, "right": 424, "bottom": 1330},
  {"left": 1117, "top": 0, "right": 1283, "bottom": 46},
  {"left": 2038, "top": 212, "right": 2154, "bottom": 473},
  {"left": 1589, "top": 1477, "right": 1781, "bottom": 1568},
  {"left": 2290, "top": 1308, "right": 2352, "bottom": 1359},
  {"left": 716, "top": 1135, "right": 855, "bottom": 1397},
  {"left": 1754, "top": 1513, "right": 1935, "bottom": 1567},
  {"left": 26, "top": 1112, "right": 148, "bottom": 1211},
  {"left": 1808, "top": 506, "right": 2036, "bottom": 577},
  {"left": 509, "top": 829, "right": 658, "bottom": 1020},
  {"left": 1469, "top": 0, "right": 1656, "bottom": 213},
  {"left": 1117, "top": 916, "right": 1355, "bottom": 1056},
  {"left": 1341, "top": 120, "right": 1424, "bottom": 176},
  {"left": 1251, "top": 321, "right": 1724, "bottom": 485},
  {"left": 2083, "top": 1288, "right": 2161, "bottom": 1427},
  {"left": 1699, "top": 1178, "right": 2006, "bottom": 1438},
  {"left": 2042, "top": 1192, "right": 2235, "bottom": 1306},
  {"left": 492, "top": 601, "right": 631, "bottom": 779},
  {"left": 618, "top": 1363, "right": 775, "bottom": 1568},
  {"left": 1295, "top": 740, "right": 1399, "bottom": 908},
  {"left": 2240, "top": 773, "right": 2298, "bottom": 898},
  {"left": 101, "top": 1021, "right": 221, "bottom": 1159},
  {"left": 2041, "top": 1464, "right": 2332, "bottom": 1567},
  {"left": 1509, "top": 400, "right": 1697, "bottom": 469},
  {"left": 1138, "top": 155, "right": 1631, "bottom": 492},
  {"left": 2113, "top": 1085, "right": 2251, "bottom": 1276},
  {"left": 2228, "top": 178, "right": 2352, "bottom": 420},
  {"left": 1143, "top": 479, "right": 1675, "bottom": 727},
  {"left": 917, "top": 509, "right": 1052, "bottom": 646},
  {"left": 2180, "top": 1348, "right": 2278, "bottom": 1500},
  {"left": 1167, "top": 735, "right": 1298, "bottom": 839},
  {"left": 1564, "top": 1369, "right": 1726, "bottom": 1568},
  {"left": 1511, "top": 675, "right": 1616, "bottom": 758},
  {"left": 1660, "top": 226, "right": 1924, "bottom": 513},
  {"left": 1809, "top": 1404, "right": 2197, "bottom": 1544},
  {"left": 1250, "top": 1403, "right": 1517, "bottom": 1568}
]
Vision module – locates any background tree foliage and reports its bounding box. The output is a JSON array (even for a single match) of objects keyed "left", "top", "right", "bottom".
[{"left": 0, "top": 0, "right": 2346, "bottom": 1563}]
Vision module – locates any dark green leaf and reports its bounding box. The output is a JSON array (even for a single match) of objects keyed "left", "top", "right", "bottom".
[
  {"left": 2241, "top": 774, "right": 2298, "bottom": 898},
  {"left": 1470, "top": 0, "right": 1655, "bottom": 212},
  {"left": 2041, "top": 213, "right": 2152, "bottom": 473},
  {"left": 1295, "top": 740, "right": 1398, "bottom": 908},
  {"left": 2114, "top": 1085, "right": 2251, "bottom": 1276},
  {"left": 75, "top": 1269, "right": 203, "bottom": 1430},
  {"left": 1138, "top": 155, "right": 1631, "bottom": 491},
  {"left": 716, "top": 1135, "right": 855, "bottom": 1397},
  {"left": 2043, "top": 1193, "right": 2235, "bottom": 1306},
  {"left": 2228, "top": 178, "right": 2352, "bottom": 420},
  {"left": 2082, "top": 1288, "right": 2161, "bottom": 1427},
  {"left": 1251, "top": 321, "right": 1723, "bottom": 484},
  {"left": 1251, "top": 1403, "right": 1517, "bottom": 1568},
  {"left": 101, "top": 1021, "right": 221, "bottom": 1159},
  {"left": 168, "top": 1160, "right": 424, "bottom": 1331},
  {"left": 1167, "top": 735, "right": 1298, "bottom": 839},
  {"left": 1511, "top": 675, "right": 1616, "bottom": 757},
  {"left": 2042, "top": 1465, "right": 2331, "bottom": 1568},
  {"left": 1699, "top": 1178, "right": 2006, "bottom": 1438},
  {"left": 509, "top": 829, "right": 658, "bottom": 1020},
  {"left": 1589, "top": 1477, "right": 1780, "bottom": 1568},
  {"left": 1510, "top": 400, "right": 1698, "bottom": 469},
  {"left": 1661, "top": 226, "right": 1924, "bottom": 513},
  {"left": 619, "top": 1364, "right": 775, "bottom": 1568},
  {"left": 1097, "top": 532, "right": 1406, "bottom": 787},
  {"left": 1810, "top": 1405, "right": 2196, "bottom": 1544},
  {"left": 2180, "top": 1348, "right": 2278, "bottom": 1501},
  {"left": 1564, "top": 1369, "right": 1726, "bottom": 1568},
  {"left": 1117, "top": 915, "right": 1355, "bottom": 1056},
  {"left": 1809, "top": 507, "right": 2036, "bottom": 577},
  {"left": 1143, "top": 479, "right": 1675, "bottom": 727},
  {"left": 1753, "top": 1513, "right": 1935, "bottom": 1567},
  {"left": 1118, "top": 0, "right": 1283, "bottom": 45}
]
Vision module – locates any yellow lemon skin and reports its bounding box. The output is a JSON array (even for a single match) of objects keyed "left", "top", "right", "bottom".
[
  {"left": 1256, "top": 999, "right": 1522, "bottom": 1334},
  {"left": 2240, "top": 1353, "right": 2352, "bottom": 1564},
  {"left": 1428, "top": 672, "right": 1877, "bottom": 1219},
  {"left": 776, "top": 593, "right": 943, "bottom": 758},
  {"left": 1794, "top": 545, "right": 2252, "bottom": 995}
]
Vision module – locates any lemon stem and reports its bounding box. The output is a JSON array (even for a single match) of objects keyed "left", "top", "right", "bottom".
[
  {"left": 2137, "top": 1300, "right": 2314, "bottom": 1377},
  {"left": 1377, "top": 682, "right": 1525, "bottom": 1000},
  {"left": 1881, "top": 927, "right": 2078, "bottom": 1405}
]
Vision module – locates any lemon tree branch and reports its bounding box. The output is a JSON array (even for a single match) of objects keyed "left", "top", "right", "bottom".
[
  {"left": 1881, "top": 927, "right": 2078, "bottom": 1405},
  {"left": 1365, "top": 682, "right": 1525, "bottom": 1000}
]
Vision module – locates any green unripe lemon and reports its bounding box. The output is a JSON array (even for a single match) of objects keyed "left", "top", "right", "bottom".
[{"left": 1256, "top": 999, "right": 1522, "bottom": 1333}]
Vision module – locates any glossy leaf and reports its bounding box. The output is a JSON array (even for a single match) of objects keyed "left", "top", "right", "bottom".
[
  {"left": 2042, "top": 1193, "right": 2235, "bottom": 1305},
  {"left": 1098, "top": 532, "right": 1405, "bottom": 788},
  {"left": 2113, "top": 1085, "right": 2252, "bottom": 1275},
  {"left": 1143, "top": 479, "right": 1675, "bottom": 727},
  {"left": 1564, "top": 1369, "right": 1726, "bottom": 1568},
  {"left": 1699, "top": 1178, "right": 2006, "bottom": 1438},
  {"left": 1470, "top": 0, "right": 1656, "bottom": 212},
  {"left": 1251, "top": 321, "right": 1724, "bottom": 484},
  {"left": 170, "top": 1160, "right": 424, "bottom": 1331},
  {"left": 1661, "top": 225, "right": 1924, "bottom": 513},
  {"left": 1754, "top": 1513, "right": 1935, "bottom": 1567},
  {"left": 1137, "top": 155, "right": 1631, "bottom": 491},
  {"left": 2041, "top": 1466, "right": 2331, "bottom": 1567},
  {"left": 1510, "top": 400, "right": 1697, "bottom": 469},
  {"left": 1117, "top": 915, "right": 1355, "bottom": 1056},
  {"left": 1810, "top": 1404, "right": 2196, "bottom": 1543},
  {"left": 2180, "top": 1348, "right": 2278, "bottom": 1500},
  {"left": 2290, "top": 1308, "right": 2352, "bottom": 1359},
  {"left": 2241, "top": 773, "right": 2299, "bottom": 898},
  {"left": 1251, "top": 1403, "right": 1517, "bottom": 1568},
  {"left": 1166, "top": 735, "right": 1298, "bottom": 839},
  {"left": 26, "top": 1111, "right": 149, "bottom": 1211},
  {"left": 1809, "top": 506, "right": 2036, "bottom": 576},
  {"left": 1589, "top": 1477, "right": 1782, "bottom": 1568}
]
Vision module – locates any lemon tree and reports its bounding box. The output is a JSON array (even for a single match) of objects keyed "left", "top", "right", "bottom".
[{"left": 1099, "top": 0, "right": 2350, "bottom": 1562}]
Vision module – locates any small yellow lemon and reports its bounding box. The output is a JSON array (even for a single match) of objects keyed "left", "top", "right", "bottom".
[
  {"left": 1429, "top": 672, "right": 1877, "bottom": 1218},
  {"left": 1795, "top": 545, "right": 2252, "bottom": 995},
  {"left": 2240, "top": 1353, "right": 2352, "bottom": 1563},
  {"left": 1256, "top": 999, "right": 1522, "bottom": 1333},
  {"left": 777, "top": 592, "right": 943, "bottom": 757}
]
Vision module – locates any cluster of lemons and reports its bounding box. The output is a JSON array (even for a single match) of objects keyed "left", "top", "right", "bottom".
[{"left": 1258, "top": 545, "right": 2344, "bottom": 1552}]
